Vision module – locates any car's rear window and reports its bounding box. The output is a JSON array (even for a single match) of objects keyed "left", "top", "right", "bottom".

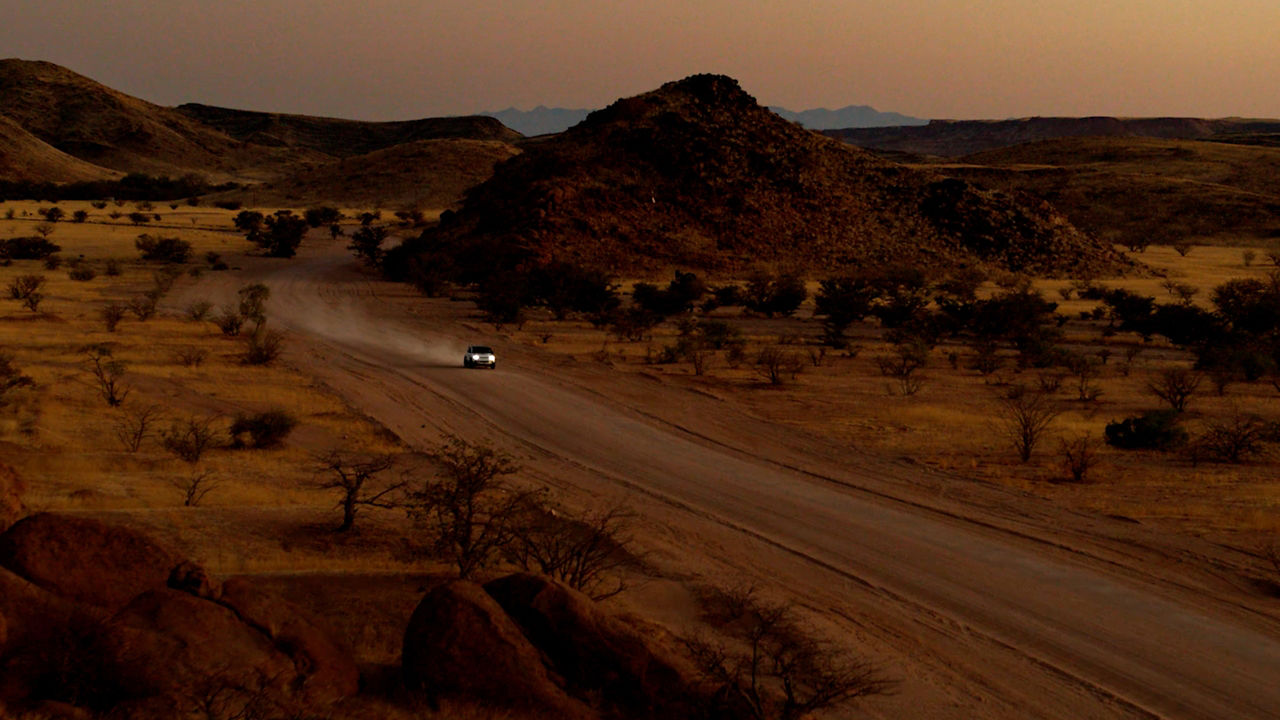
[{"left": 471, "top": 346, "right": 493, "bottom": 353}]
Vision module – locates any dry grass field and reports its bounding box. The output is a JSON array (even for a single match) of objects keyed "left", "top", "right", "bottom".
[
  {"left": 6, "top": 200, "right": 1276, "bottom": 567},
  {"left": 0, "top": 201, "right": 409, "bottom": 571},
  {"left": 503, "top": 245, "right": 1280, "bottom": 553}
]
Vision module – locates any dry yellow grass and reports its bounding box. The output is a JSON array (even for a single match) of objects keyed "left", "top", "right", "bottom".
[
  {"left": 0, "top": 200, "right": 405, "bottom": 576},
  {"left": 505, "top": 247, "right": 1280, "bottom": 550}
]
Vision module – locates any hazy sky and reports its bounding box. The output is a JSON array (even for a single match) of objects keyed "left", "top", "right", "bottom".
[{"left": 2, "top": 0, "right": 1277, "bottom": 121}]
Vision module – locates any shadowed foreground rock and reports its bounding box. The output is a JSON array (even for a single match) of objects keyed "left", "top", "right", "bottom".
[
  {"left": 218, "top": 576, "right": 360, "bottom": 702},
  {"left": 0, "top": 464, "right": 24, "bottom": 532},
  {"left": 485, "top": 573, "right": 701, "bottom": 718},
  {"left": 0, "top": 513, "right": 180, "bottom": 611},
  {"left": 402, "top": 579, "right": 592, "bottom": 718},
  {"left": 0, "top": 514, "right": 358, "bottom": 715},
  {"left": 403, "top": 575, "right": 708, "bottom": 719}
]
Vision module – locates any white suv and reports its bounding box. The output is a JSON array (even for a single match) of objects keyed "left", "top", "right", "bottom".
[{"left": 463, "top": 345, "right": 496, "bottom": 369}]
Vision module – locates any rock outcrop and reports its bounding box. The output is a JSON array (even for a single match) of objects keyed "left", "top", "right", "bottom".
[
  {"left": 391, "top": 73, "right": 1128, "bottom": 278},
  {"left": 402, "top": 580, "right": 591, "bottom": 717},
  {"left": 402, "top": 575, "right": 706, "bottom": 719},
  {"left": 485, "top": 573, "right": 699, "bottom": 718},
  {"left": 0, "top": 515, "right": 358, "bottom": 714},
  {"left": 0, "top": 513, "right": 181, "bottom": 611}
]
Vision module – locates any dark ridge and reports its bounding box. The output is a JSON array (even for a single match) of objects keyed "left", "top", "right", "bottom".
[
  {"left": 177, "top": 103, "right": 523, "bottom": 157},
  {"left": 826, "top": 116, "right": 1280, "bottom": 157}
]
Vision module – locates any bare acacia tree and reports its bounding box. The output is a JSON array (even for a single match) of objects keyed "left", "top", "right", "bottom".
[
  {"left": 1148, "top": 367, "right": 1202, "bottom": 413},
  {"left": 83, "top": 344, "right": 129, "bottom": 407},
  {"left": 160, "top": 415, "right": 221, "bottom": 464},
  {"left": 998, "top": 389, "right": 1061, "bottom": 462},
  {"left": 1195, "top": 411, "right": 1270, "bottom": 463},
  {"left": 405, "top": 436, "right": 536, "bottom": 578},
  {"left": 685, "top": 587, "right": 893, "bottom": 720},
  {"left": 876, "top": 340, "right": 929, "bottom": 396},
  {"left": 313, "top": 451, "right": 402, "bottom": 532},
  {"left": 170, "top": 469, "right": 219, "bottom": 507},
  {"left": 1060, "top": 435, "right": 1099, "bottom": 483},
  {"left": 755, "top": 346, "right": 804, "bottom": 386},
  {"left": 507, "top": 502, "right": 635, "bottom": 600},
  {"left": 114, "top": 404, "right": 162, "bottom": 452}
]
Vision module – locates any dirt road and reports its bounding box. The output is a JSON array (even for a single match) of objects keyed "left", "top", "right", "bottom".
[{"left": 212, "top": 240, "right": 1280, "bottom": 719}]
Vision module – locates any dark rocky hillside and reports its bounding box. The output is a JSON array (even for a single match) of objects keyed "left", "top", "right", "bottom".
[
  {"left": 396, "top": 74, "right": 1126, "bottom": 278},
  {"left": 220, "top": 138, "right": 521, "bottom": 208},
  {"left": 827, "top": 116, "right": 1280, "bottom": 158},
  {"left": 0, "top": 59, "right": 521, "bottom": 196},
  {"left": 935, "top": 136, "right": 1280, "bottom": 245},
  {"left": 177, "top": 103, "right": 521, "bottom": 157}
]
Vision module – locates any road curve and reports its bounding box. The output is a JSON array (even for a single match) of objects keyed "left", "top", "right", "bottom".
[{"left": 232, "top": 243, "right": 1280, "bottom": 720}]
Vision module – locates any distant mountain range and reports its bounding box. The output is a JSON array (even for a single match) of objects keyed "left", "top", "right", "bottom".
[
  {"left": 768, "top": 105, "right": 927, "bottom": 130},
  {"left": 481, "top": 104, "right": 927, "bottom": 136}
]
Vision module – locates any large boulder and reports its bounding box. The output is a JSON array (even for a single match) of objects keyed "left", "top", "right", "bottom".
[
  {"left": 484, "top": 573, "right": 699, "bottom": 717},
  {"left": 0, "top": 463, "right": 25, "bottom": 532},
  {"left": 95, "top": 589, "right": 298, "bottom": 702},
  {"left": 217, "top": 577, "right": 359, "bottom": 702},
  {"left": 0, "top": 567, "right": 106, "bottom": 704},
  {"left": 0, "top": 513, "right": 182, "bottom": 611},
  {"left": 402, "top": 580, "right": 590, "bottom": 718}
]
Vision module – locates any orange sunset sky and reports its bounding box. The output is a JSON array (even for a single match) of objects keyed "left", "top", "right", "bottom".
[{"left": 2, "top": 0, "right": 1277, "bottom": 121}]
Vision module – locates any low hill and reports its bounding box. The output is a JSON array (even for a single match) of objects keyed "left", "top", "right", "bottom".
[
  {"left": 177, "top": 104, "right": 521, "bottom": 156},
  {"left": 0, "top": 59, "right": 520, "bottom": 190},
  {"left": 0, "top": 115, "right": 119, "bottom": 183},
  {"left": 937, "top": 136, "right": 1280, "bottom": 245},
  {"left": 397, "top": 75, "right": 1125, "bottom": 278},
  {"left": 222, "top": 139, "right": 520, "bottom": 208},
  {"left": 0, "top": 58, "right": 309, "bottom": 181},
  {"left": 828, "top": 116, "right": 1280, "bottom": 157}
]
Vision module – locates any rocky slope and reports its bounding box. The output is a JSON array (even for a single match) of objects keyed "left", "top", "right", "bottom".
[
  {"left": 0, "top": 115, "right": 119, "bottom": 183},
  {"left": 177, "top": 103, "right": 521, "bottom": 156},
  {"left": 218, "top": 138, "right": 521, "bottom": 208},
  {"left": 937, "top": 136, "right": 1280, "bottom": 244},
  {"left": 0, "top": 59, "right": 308, "bottom": 180},
  {"left": 398, "top": 74, "right": 1125, "bottom": 277},
  {"left": 827, "top": 116, "right": 1280, "bottom": 158},
  {"left": 0, "top": 59, "right": 520, "bottom": 198}
]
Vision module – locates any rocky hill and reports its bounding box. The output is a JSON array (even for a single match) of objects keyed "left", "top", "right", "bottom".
[
  {"left": 0, "top": 59, "right": 311, "bottom": 181},
  {"left": 0, "top": 59, "right": 521, "bottom": 202},
  {"left": 221, "top": 138, "right": 521, "bottom": 208},
  {"left": 177, "top": 103, "right": 521, "bottom": 156},
  {"left": 828, "top": 116, "right": 1280, "bottom": 158},
  {"left": 398, "top": 74, "right": 1125, "bottom": 277},
  {"left": 0, "top": 114, "right": 120, "bottom": 182},
  {"left": 936, "top": 136, "right": 1280, "bottom": 245}
]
